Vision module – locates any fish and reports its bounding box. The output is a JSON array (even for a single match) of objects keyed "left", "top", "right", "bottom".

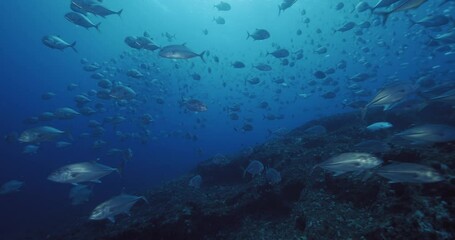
[
  {"left": 376, "top": 0, "right": 429, "bottom": 25},
  {"left": 89, "top": 194, "right": 148, "bottom": 223},
  {"left": 335, "top": 2, "right": 345, "bottom": 10},
  {"left": 267, "top": 49, "right": 289, "bottom": 58},
  {"left": 244, "top": 160, "right": 264, "bottom": 177},
  {"left": 371, "top": 0, "right": 401, "bottom": 11},
  {"left": 69, "top": 184, "right": 92, "bottom": 205},
  {"left": 395, "top": 124, "right": 455, "bottom": 144},
  {"left": 126, "top": 69, "right": 144, "bottom": 79},
  {"left": 432, "top": 30, "right": 455, "bottom": 45},
  {"left": 247, "top": 29, "right": 270, "bottom": 40},
  {"left": 376, "top": 162, "right": 444, "bottom": 183},
  {"left": 54, "top": 107, "right": 80, "bottom": 120},
  {"left": 367, "top": 122, "right": 393, "bottom": 131},
  {"left": 334, "top": 22, "right": 356, "bottom": 33},
  {"left": 109, "top": 85, "right": 137, "bottom": 100},
  {"left": 64, "top": 12, "right": 100, "bottom": 31},
  {"left": 48, "top": 161, "right": 119, "bottom": 184},
  {"left": 85, "top": 4, "right": 123, "bottom": 18},
  {"left": 354, "top": 1, "right": 371, "bottom": 13},
  {"left": 188, "top": 175, "right": 202, "bottom": 188},
  {"left": 213, "top": 16, "right": 226, "bottom": 24},
  {"left": 0, "top": 180, "right": 24, "bottom": 194},
  {"left": 278, "top": 0, "right": 298, "bottom": 15},
  {"left": 214, "top": 1, "right": 231, "bottom": 11},
  {"left": 313, "top": 152, "right": 383, "bottom": 176},
  {"left": 181, "top": 99, "right": 208, "bottom": 112},
  {"left": 409, "top": 15, "right": 451, "bottom": 28},
  {"left": 42, "top": 35, "right": 77, "bottom": 53},
  {"left": 18, "top": 126, "right": 67, "bottom": 144},
  {"left": 253, "top": 63, "right": 272, "bottom": 71},
  {"left": 232, "top": 61, "right": 245, "bottom": 68},
  {"left": 159, "top": 44, "right": 206, "bottom": 62},
  {"left": 23, "top": 145, "right": 39, "bottom": 155},
  {"left": 266, "top": 168, "right": 282, "bottom": 184},
  {"left": 362, "top": 83, "right": 415, "bottom": 119}
]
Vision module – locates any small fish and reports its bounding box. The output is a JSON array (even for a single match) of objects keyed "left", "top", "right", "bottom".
[
  {"left": 278, "top": 0, "right": 298, "bottom": 15},
  {"left": 188, "top": 175, "right": 202, "bottom": 188},
  {"left": 42, "top": 35, "right": 77, "bottom": 52},
  {"left": 267, "top": 49, "right": 289, "bottom": 58},
  {"left": 376, "top": 162, "right": 444, "bottom": 183},
  {"left": 247, "top": 29, "right": 270, "bottom": 40},
  {"left": 266, "top": 168, "right": 282, "bottom": 184},
  {"left": 159, "top": 44, "right": 206, "bottom": 62},
  {"left": 0, "top": 180, "right": 24, "bottom": 194},
  {"left": 244, "top": 160, "right": 264, "bottom": 177},
  {"left": 214, "top": 1, "right": 231, "bottom": 11},
  {"left": 213, "top": 16, "right": 225, "bottom": 25},
  {"left": 367, "top": 122, "right": 393, "bottom": 131}
]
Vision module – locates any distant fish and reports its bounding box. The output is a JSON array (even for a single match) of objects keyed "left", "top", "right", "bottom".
[
  {"left": 253, "top": 63, "right": 272, "bottom": 71},
  {"left": 89, "top": 194, "right": 148, "bottom": 223},
  {"left": 334, "top": 22, "right": 356, "bottom": 33},
  {"left": 247, "top": 29, "right": 270, "bottom": 41},
  {"left": 244, "top": 160, "right": 264, "bottom": 178},
  {"left": 313, "top": 152, "right": 383, "bottom": 176},
  {"left": 371, "top": 0, "right": 401, "bottom": 11},
  {"left": 214, "top": 1, "right": 231, "bottom": 11},
  {"left": 159, "top": 44, "right": 206, "bottom": 62},
  {"left": 42, "top": 35, "right": 77, "bottom": 53},
  {"left": 267, "top": 49, "right": 289, "bottom": 58},
  {"left": 376, "top": 162, "right": 444, "bottom": 183},
  {"left": 23, "top": 144, "right": 39, "bottom": 155},
  {"left": 181, "top": 99, "right": 208, "bottom": 112},
  {"left": 0, "top": 180, "right": 24, "bottom": 195},
  {"left": 213, "top": 16, "right": 226, "bottom": 25},
  {"left": 366, "top": 122, "right": 393, "bottom": 131},
  {"left": 65, "top": 12, "right": 100, "bottom": 31},
  {"left": 232, "top": 61, "right": 245, "bottom": 68},
  {"left": 266, "top": 168, "right": 282, "bottom": 184},
  {"left": 85, "top": 4, "right": 123, "bottom": 18},
  {"left": 409, "top": 15, "right": 450, "bottom": 28},
  {"left": 69, "top": 184, "right": 92, "bottom": 205},
  {"left": 188, "top": 175, "right": 202, "bottom": 188}
]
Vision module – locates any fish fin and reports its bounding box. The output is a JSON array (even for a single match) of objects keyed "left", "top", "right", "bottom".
[
  {"left": 141, "top": 196, "right": 149, "bottom": 205},
  {"left": 70, "top": 41, "right": 78, "bottom": 53},
  {"left": 408, "top": 18, "right": 416, "bottom": 29},
  {"left": 108, "top": 216, "right": 116, "bottom": 223},
  {"left": 246, "top": 31, "right": 250, "bottom": 40},
  {"left": 375, "top": 11, "right": 391, "bottom": 26},
  {"left": 360, "top": 106, "right": 368, "bottom": 120},
  {"left": 383, "top": 104, "right": 392, "bottom": 111},
  {"left": 95, "top": 22, "right": 101, "bottom": 32},
  {"left": 90, "top": 179, "right": 102, "bottom": 183},
  {"left": 277, "top": 5, "right": 281, "bottom": 16},
  {"left": 117, "top": 9, "right": 123, "bottom": 17},
  {"left": 199, "top": 51, "right": 206, "bottom": 63}
]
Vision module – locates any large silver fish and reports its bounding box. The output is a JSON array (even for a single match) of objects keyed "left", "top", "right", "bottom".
[
  {"left": 48, "top": 161, "right": 118, "bottom": 184},
  {"left": 313, "top": 152, "right": 383, "bottom": 176},
  {"left": 376, "top": 0, "right": 429, "bottom": 25},
  {"left": 376, "top": 162, "right": 444, "bottom": 183},
  {"left": 89, "top": 194, "right": 148, "bottom": 222}
]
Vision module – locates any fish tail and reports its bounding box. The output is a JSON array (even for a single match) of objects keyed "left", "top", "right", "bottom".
[
  {"left": 117, "top": 9, "right": 123, "bottom": 17},
  {"left": 95, "top": 22, "right": 101, "bottom": 32},
  {"left": 140, "top": 196, "right": 150, "bottom": 205},
  {"left": 278, "top": 5, "right": 281, "bottom": 16},
  {"left": 198, "top": 51, "right": 206, "bottom": 63},
  {"left": 408, "top": 19, "right": 416, "bottom": 29},
  {"left": 70, "top": 41, "right": 78, "bottom": 53},
  {"left": 246, "top": 31, "right": 250, "bottom": 40}
]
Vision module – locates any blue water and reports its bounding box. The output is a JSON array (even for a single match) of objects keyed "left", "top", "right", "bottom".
[{"left": 0, "top": 0, "right": 454, "bottom": 239}]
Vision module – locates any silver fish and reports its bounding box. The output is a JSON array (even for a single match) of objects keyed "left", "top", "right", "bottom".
[
  {"left": 42, "top": 35, "right": 77, "bottom": 52},
  {"left": 48, "top": 161, "right": 118, "bottom": 184},
  {"left": 0, "top": 180, "right": 24, "bottom": 194},
  {"left": 314, "top": 152, "right": 383, "bottom": 176},
  {"left": 18, "top": 126, "right": 66, "bottom": 144},
  {"left": 89, "top": 194, "right": 148, "bottom": 222},
  {"left": 159, "top": 44, "right": 206, "bottom": 62},
  {"left": 65, "top": 12, "right": 100, "bottom": 31},
  {"left": 376, "top": 162, "right": 444, "bottom": 183},
  {"left": 395, "top": 124, "right": 455, "bottom": 144}
]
